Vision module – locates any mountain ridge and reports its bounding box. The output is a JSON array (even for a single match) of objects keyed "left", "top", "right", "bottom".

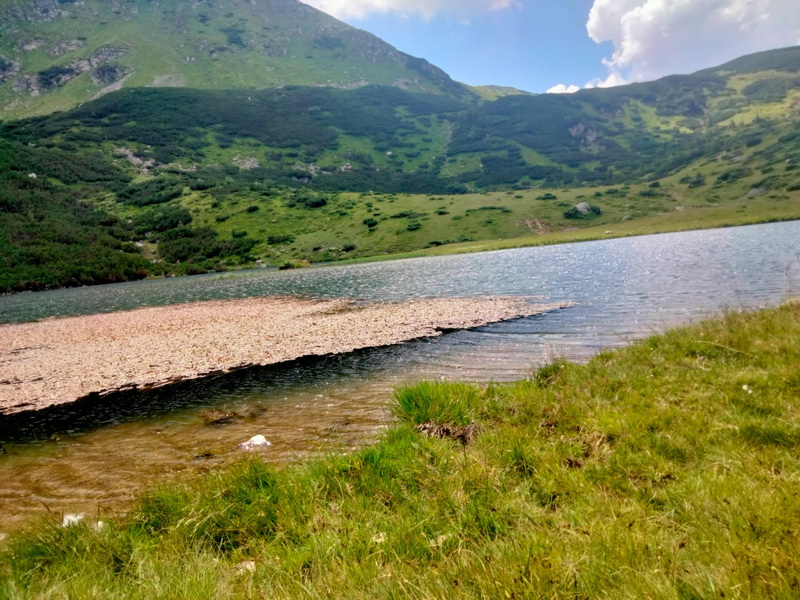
[{"left": 0, "top": 0, "right": 472, "bottom": 119}]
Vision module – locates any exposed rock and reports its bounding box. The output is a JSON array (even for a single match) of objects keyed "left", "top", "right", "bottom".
[
  {"left": 233, "top": 156, "right": 260, "bottom": 170},
  {"left": 18, "top": 38, "right": 45, "bottom": 51},
  {"left": 569, "top": 123, "right": 586, "bottom": 138},
  {"left": 575, "top": 202, "right": 591, "bottom": 214},
  {"left": 48, "top": 39, "right": 86, "bottom": 56},
  {"left": 746, "top": 187, "right": 767, "bottom": 199},
  {"left": 12, "top": 74, "right": 40, "bottom": 97},
  {"left": 568, "top": 123, "right": 598, "bottom": 147},
  {"left": 90, "top": 45, "right": 130, "bottom": 67},
  {"left": 1, "top": 0, "right": 72, "bottom": 25},
  {"left": 91, "top": 64, "right": 127, "bottom": 86},
  {"left": 113, "top": 147, "right": 156, "bottom": 169}
]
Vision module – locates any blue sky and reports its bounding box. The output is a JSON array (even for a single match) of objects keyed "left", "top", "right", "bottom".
[
  {"left": 302, "top": 0, "right": 800, "bottom": 94},
  {"left": 337, "top": 1, "right": 610, "bottom": 93}
]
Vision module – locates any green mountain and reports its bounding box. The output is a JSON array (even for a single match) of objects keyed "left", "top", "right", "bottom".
[
  {"left": 0, "top": 44, "right": 799, "bottom": 292},
  {"left": 0, "top": 0, "right": 470, "bottom": 119}
]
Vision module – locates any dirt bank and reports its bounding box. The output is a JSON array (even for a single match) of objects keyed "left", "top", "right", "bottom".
[{"left": 0, "top": 296, "right": 569, "bottom": 415}]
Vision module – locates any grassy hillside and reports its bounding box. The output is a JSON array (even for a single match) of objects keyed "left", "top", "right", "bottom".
[
  {"left": 1, "top": 47, "right": 799, "bottom": 291},
  {"left": 0, "top": 0, "right": 470, "bottom": 119},
  {"left": 5, "top": 47, "right": 800, "bottom": 192},
  {"left": 3, "top": 301, "right": 799, "bottom": 597}
]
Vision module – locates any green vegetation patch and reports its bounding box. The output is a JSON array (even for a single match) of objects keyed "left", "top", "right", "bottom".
[{"left": 3, "top": 302, "right": 800, "bottom": 597}]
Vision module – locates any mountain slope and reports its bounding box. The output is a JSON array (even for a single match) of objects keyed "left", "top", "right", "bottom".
[
  {"left": 1, "top": 46, "right": 799, "bottom": 291},
  {"left": 0, "top": 0, "right": 471, "bottom": 119},
  {"left": 6, "top": 46, "right": 799, "bottom": 190}
]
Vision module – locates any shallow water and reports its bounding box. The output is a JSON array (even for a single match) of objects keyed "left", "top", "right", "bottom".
[{"left": 1, "top": 221, "right": 798, "bottom": 534}]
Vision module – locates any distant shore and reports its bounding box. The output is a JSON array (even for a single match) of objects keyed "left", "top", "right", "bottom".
[{"left": 0, "top": 295, "right": 569, "bottom": 415}]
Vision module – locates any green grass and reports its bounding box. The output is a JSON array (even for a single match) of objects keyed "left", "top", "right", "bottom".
[
  {"left": 3, "top": 301, "right": 800, "bottom": 598},
  {"left": 297, "top": 191, "right": 800, "bottom": 267}
]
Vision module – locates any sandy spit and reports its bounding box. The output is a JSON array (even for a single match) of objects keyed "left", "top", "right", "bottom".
[{"left": 0, "top": 296, "right": 569, "bottom": 415}]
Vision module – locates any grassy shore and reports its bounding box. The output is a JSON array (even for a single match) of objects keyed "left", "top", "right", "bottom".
[
  {"left": 2, "top": 302, "right": 800, "bottom": 598},
  {"left": 332, "top": 196, "right": 800, "bottom": 266}
]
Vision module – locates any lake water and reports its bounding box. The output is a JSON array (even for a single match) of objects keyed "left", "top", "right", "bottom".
[{"left": 1, "top": 221, "right": 798, "bottom": 535}]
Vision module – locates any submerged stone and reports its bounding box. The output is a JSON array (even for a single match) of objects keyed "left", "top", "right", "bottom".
[{"left": 237, "top": 434, "right": 271, "bottom": 451}]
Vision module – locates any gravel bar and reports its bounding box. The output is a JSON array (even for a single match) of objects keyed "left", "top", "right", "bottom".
[{"left": 0, "top": 295, "right": 570, "bottom": 415}]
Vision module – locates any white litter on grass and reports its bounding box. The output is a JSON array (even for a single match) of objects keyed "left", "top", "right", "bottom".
[
  {"left": 235, "top": 560, "right": 257, "bottom": 575},
  {"left": 61, "top": 513, "right": 84, "bottom": 527},
  {"left": 237, "top": 434, "right": 272, "bottom": 451}
]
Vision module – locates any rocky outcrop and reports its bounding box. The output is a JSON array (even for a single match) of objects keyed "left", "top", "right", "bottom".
[
  {"left": 1, "top": 0, "right": 73, "bottom": 25},
  {"left": 48, "top": 39, "right": 86, "bottom": 56},
  {"left": 90, "top": 45, "right": 129, "bottom": 66},
  {"left": 11, "top": 73, "right": 39, "bottom": 96}
]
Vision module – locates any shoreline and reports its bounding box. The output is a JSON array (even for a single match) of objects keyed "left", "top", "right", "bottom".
[{"left": 0, "top": 295, "right": 570, "bottom": 416}]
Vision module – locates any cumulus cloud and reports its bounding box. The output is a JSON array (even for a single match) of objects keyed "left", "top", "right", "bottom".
[
  {"left": 587, "top": 0, "right": 800, "bottom": 85},
  {"left": 302, "top": 0, "right": 519, "bottom": 20},
  {"left": 546, "top": 83, "right": 580, "bottom": 94}
]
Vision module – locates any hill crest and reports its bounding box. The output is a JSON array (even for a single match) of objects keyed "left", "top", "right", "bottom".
[{"left": 0, "top": 0, "right": 470, "bottom": 118}]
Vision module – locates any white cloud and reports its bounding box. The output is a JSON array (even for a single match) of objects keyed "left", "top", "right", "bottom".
[
  {"left": 302, "top": 0, "right": 519, "bottom": 20},
  {"left": 585, "top": 71, "right": 628, "bottom": 89},
  {"left": 546, "top": 83, "right": 580, "bottom": 94},
  {"left": 587, "top": 0, "right": 800, "bottom": 85}
]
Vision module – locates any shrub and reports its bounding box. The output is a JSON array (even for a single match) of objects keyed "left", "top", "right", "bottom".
[
  {"left": 267, "top": 234, "right": 294, "bottom": 245},
  {"left": 303, "top": 196, "right": 327, "bottom": 208},
  {"left": 563, "top": 205, "right": 601, "bottom": 219}
]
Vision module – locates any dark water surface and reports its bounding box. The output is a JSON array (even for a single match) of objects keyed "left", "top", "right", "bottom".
[{"left": 1, "top": 221, "right": 798, "bottom": 536}]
